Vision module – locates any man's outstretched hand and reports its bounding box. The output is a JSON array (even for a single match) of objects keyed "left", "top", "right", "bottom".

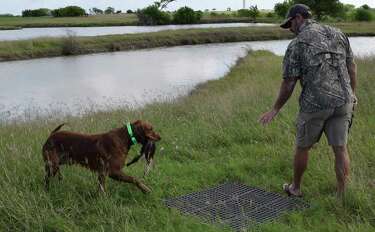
[{"left": 259, "top": 109, "right": 279, "bottom": 125}]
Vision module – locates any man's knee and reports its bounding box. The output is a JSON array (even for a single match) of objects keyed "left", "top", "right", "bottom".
[
  {"left": 332, "top": 145, "right": 348, "bottom": 156},
  {"left": 296, "top": 145, "right": 312, "bottom": 152}
]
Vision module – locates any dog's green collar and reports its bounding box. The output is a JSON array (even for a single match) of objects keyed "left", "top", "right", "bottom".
[{"left": 126, "top": 123, "right": 137, "bottom": 145}]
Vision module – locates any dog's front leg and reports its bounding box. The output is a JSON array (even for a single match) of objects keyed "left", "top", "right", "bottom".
[{"left": 109, "top": 170, "right": 151, "bottom": 194}]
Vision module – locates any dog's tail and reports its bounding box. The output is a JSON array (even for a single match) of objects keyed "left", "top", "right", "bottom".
[{"left": 51, "top": 123, "right": 65, "bottom": 134}]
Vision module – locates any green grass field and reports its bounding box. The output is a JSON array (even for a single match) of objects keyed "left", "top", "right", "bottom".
[{"left": 0, "top": 51, "right": 374, "bottom": 231}]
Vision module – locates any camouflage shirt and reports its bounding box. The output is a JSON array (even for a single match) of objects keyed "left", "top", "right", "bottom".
[{"left": 283, "top": 20, "right": 355, "bottom": 113}]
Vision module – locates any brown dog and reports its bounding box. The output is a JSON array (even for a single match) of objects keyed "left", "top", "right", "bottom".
[{"left": 42, "top": 120, "right": 161, "bottom": 193}]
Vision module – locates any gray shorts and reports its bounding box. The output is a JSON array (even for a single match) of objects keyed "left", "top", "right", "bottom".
[{"left": 296, "top": 103, "right": 354, "bottom": 148}]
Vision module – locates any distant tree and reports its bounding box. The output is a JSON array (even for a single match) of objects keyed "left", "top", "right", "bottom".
[
  {"left": 51, "top": 6, "right": 86, "bottom": 17},
  {"left": 343, "top": 4, "right": 356, "bottom": 12},
  {"left": 361, "top": 4, "right": 371, "bottom": 10},
  {"left": 237, "top": 9, "right": 250, "bottom": 17},
  {"left": 22, "top": 8, "right": 50, "bottom": 17},
  {"left": 354, "top": 7, "right": 373, "bottom": 21},
  {"left": 90, "top": 7, "right": 103, "bottom": 15},
  {"left": 154, "top": 0, "right": 176, "bottom": 10},
  {"left": 136, "top": 5, "right": 171, "bottom": 25},
  {"left": 22, "top": 9, "right": 32, "bottom": 17},
  {"left": 274, "top": 0, "right": 292, "bottom": 18},
  {"left": 116, "top": 10, "right": 122, "bottom": 14},
  {"left": 249, "top": 5, "right": 260, "bottom": 20},
  {"left": 126, "top": 9, "right": 134, "bottom": 14},
  {"left": 105, "top": 7, "right": 115, "bottom": 14},
  {"left": 0, "top": 14, "right": 14, "bottom": 17},
  {"left": 274, "top": 0, "right": 347, "bottom": 20},
  {"left": 173, "top": 6, "right": 202, "bottom": 24},
  {"left": 227, "top": 7, "right": 231, "bottom": 12},
  {"left": 266, "top": 12, "right": 275, "bottom": 18},
  {"left": 293, "top": 0, "right": 344, "bottom": 20}
]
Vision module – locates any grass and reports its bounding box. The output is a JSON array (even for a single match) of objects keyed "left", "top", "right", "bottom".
[{"left": 0, "top": 51, "right": 374, "bottom": 231}]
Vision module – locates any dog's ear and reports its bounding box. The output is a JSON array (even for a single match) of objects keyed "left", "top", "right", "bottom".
[
  {"left": 132, "top": 120, "right": 142, "bottom": 126},
  {"left": 131, "top": 120, "right": 146, "bottom": 143}
]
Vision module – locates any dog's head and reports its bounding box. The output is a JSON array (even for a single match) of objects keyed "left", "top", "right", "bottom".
[{"left": 132, "top": 120, "right": 161, "bottom": 144}]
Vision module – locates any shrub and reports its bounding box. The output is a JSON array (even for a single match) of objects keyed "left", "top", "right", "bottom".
[
  {"left": 51, "top": 6, "right": 86, "bottom": 17},
  {"left": 90, "top": 7, "right": 103, "bottom": 15},
  {"left": 136, "top": 5, "right": 171, "bottom": 25},
  {"left": 361, "top": 4, "right": 370, "bottom": 10},
  {"left": 237, "top": 9, "right": 250, "bottom": 17},
  {"left": 22, "top": 8, "right": 50, "bottom": 17},
  {"left": 274, "top": 1, "right": 292, "bottom": 18},
  {"left": 173, "top": 6, "right": 202, "bottom": 24},
  {"left": 126, "top": 10, "right": 134, "bottom": 14},
  {"left": 354, "top": 8, "right": 373, "bottom": 21},
  {"left": 266, "top": 12, "right": 275, "bottom": 18},
  {"left": 104, "top": 7, "right": 115, "bottom": 14},
  {"left": 249, "top": 5, "right": 260, "bottom": 20},
  {"left": 61, "top": 31, "right": 80, "bottom": 55}
]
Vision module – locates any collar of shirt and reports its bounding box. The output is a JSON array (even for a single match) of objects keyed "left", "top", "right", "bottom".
[{"left": 298, "top": 19, "right": 315, "bottom": 34}]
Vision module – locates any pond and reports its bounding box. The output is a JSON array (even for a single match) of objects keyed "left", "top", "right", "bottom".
[{"left": 0, "top": 37, "right": 374, "bottom": 122}]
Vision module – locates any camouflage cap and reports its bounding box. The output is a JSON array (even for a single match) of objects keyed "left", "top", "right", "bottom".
[{"left": 280, "top": 4, "right": 312, "bottom": 29}]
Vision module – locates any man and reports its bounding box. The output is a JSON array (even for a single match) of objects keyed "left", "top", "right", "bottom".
[{"left": 259, "top": 4, "right": 357, "bottom": 197}]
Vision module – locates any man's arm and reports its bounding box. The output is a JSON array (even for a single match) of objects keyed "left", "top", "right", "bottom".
[
  {"left": 347, "top": 60, "right": 357, "bottom": 94},
  {"left": 259, "top": 77, "right": 298, "bottom": 125}
]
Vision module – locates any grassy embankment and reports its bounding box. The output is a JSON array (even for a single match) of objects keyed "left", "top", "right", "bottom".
[
  {"left": 1, "top": 21, "right": 375, "bottom": 62},
  {"left": 0, "top": 51, "right": 374, "bottom": 231}
]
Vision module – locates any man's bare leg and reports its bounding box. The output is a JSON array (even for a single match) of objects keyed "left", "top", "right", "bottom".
[
  {"left": 288, "top": 146, "right": 311, "bottom": 195},
  {"left": 332, "top": 145, "right": 350, "bottom": 196}
]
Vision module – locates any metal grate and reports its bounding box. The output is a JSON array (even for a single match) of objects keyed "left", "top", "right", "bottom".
[{"left": 165, "top": 182, "right": 309, "bottom": 231}]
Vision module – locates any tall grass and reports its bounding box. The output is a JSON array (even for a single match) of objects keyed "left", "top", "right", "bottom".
[{"left": 0, "top": 51, "right": 374, "bottom": 231}]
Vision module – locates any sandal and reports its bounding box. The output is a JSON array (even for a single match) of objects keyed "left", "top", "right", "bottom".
[{"left": 283, "top": 183, "right": 303, "bottom": 197}]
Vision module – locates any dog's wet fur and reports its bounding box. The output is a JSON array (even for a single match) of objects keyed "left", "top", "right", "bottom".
[{"left": 42, "top": 120, "right": 161, "bottom": 194}]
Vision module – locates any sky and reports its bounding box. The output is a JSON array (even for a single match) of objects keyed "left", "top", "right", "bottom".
[{"left": 0, "top": 0, "right": 374, "bottom": 15}]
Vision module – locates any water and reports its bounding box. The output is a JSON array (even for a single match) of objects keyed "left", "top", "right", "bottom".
[
  {"left": 0, "top": 37, "right": 374, "bottom": 122},
  {"left": 0, "top": 23, "right": 275, "bottom": 41}
]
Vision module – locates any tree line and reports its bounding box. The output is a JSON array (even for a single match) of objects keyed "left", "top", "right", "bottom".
[
  {"left": 274, "top": 0, "right": 373, "bottom": 22},
  {"left": 20, "top": 0, "right": 373, "bottom": 22},
  {"left": 22, "top": 6, "right": 122, "bottom": 17}
]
